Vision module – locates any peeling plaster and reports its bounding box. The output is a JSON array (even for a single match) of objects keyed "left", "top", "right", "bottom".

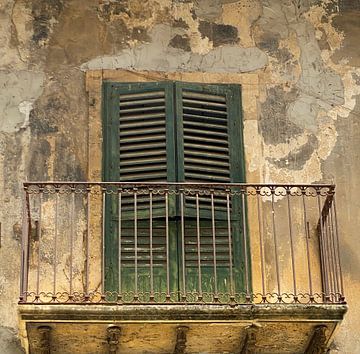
[
  {"left": 81, "top": 25, "right": 268, "bottom": 73},
  {"left": 255, "top": 1, "right": 346, "bottom": 184},
  {"left": 0, "top": 70, "right": 45, "bottom": 133}
]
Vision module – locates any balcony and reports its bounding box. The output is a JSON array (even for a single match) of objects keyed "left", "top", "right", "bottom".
[{"left": 18, "top": 182, "right": 347, "bottom": 353}]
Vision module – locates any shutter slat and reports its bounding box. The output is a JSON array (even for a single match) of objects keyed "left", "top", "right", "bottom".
[
  {"left": 182, "top": 91, "right": 226, "bottom": 102},
  {"left": 119, "top": 127, "right": 166, "bottom": 137},
  {"left": 184, "top": 120, "right": 227, "bottom": 132},
  {"left": 120, "top": 156, "right": 167, "bottom": 167},
  {"left": 120, "top": 119, "right": 166, "bottom": 129},
  {"left": 120, "top": 105, "right": 166, "bottom": 115},
  {"left": 121, "top": 149, "right": 166, "bottom": 159},
  {"left": 184, "top": 173, "right": 229, "bottom": 182},
  {"left": 120, "top": 98, "right": 165, "bottom": 107},
  {"left": 184, "top": 156, "right": 229, "bottom": 168},
  {"left": 120, "top": 164, "right": 167, "bottom": 174},
  {"left": 183, "top": 142, "right": 229, "bottom": 153},
  {"left": 183, "top": 106, "right": 227, "bottom": 117},
  {"left": 120, "top": 91, "right": 165, "bottom": 100},
  {"left": 182, "top": 98, "right": 227, "bottom": 110},
  {"left": 183, "top": 113, "right": 227, "bottom": 124},
  {"left": 183, "top": 127, "right": 228, "bottom": 139},
  {"left": 120, "top": 142, "right": 166, "bottom": 152},
  {"left": 119, "top": 112, "right": 166, "bottom": 122}
]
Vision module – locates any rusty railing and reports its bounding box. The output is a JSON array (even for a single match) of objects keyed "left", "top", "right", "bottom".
[{"left": 19, "top": 182, "right": 345, "bottom": 305}]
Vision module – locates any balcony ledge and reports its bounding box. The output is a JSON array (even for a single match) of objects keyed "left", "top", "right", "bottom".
[
  {"left": 19, "top": 303, "right": 347, "bottom": 323},
  {"left": 18, "top": 304, "right": 347, "bottom": 353}
]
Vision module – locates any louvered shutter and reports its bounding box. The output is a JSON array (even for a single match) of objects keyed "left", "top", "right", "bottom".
[
  {"left": 174, "top": 82, "right": 245, "bottom": 296},
  {"left": 103, "top": 82, "right": 177, "bottom": 295},
  {"left": 103, "top": 81, "right": 246, "bottom": 297},
  {"left": 175, "top": 82, "right": 244, "bottom": 216}
]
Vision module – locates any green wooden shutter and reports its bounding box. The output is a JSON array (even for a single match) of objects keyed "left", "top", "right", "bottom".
[
  {"left": 174, "top": 82, "right": 246, "bottom": 299},
  {"left": 103, "top": 81, "right": 248, "bottom": 300},
  {"left": 103, "top": 82, "right": 177, "bottom": 297}
]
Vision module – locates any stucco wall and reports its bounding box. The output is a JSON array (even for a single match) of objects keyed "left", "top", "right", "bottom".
[{"left": 0, "top": 0, "right": 359, "bottom": 352}]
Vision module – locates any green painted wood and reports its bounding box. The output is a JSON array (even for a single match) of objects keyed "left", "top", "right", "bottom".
[
  {"left": 174, "top": 82, "right": 248, "bottom": 300},
  {"left": 102, "top": 81, "right": 249, "bottom": 302},
  {"left": 103, "top": 82, "right": 178, "bottom": 299},
  {"left": 102, "top": 83, "right": 120, "bottom": 294}
]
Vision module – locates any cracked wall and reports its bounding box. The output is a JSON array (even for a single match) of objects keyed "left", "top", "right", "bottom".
[{"left": 0, "top": 0, "right": 359, "bottom": 352}]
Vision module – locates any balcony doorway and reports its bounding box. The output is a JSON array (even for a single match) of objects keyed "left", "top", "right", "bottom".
[{"left": 102, "top": 81, "right": 249, "bottom": 303}]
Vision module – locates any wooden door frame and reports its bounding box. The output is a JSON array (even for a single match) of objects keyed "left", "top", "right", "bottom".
[{"left": 85, "top": 69, "right": 262, "bottom": 298}]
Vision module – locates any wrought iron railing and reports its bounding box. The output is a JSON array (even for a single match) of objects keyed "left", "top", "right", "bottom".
[{"left": 19, "top": 182, "right": 345, "bottom": 305}]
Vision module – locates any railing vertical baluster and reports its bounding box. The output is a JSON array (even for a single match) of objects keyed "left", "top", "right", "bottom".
[
  {"left": 271, "top": 188, "right": 281, "bottom": 302},
  {"left": 20, "top": 188, "right": 29, "bottom": 303},
  {"left": 196, "top": 193, "right": 202, "bottom": 301},
  {"left": 226, "top": 190, "right": 234, "bottom": 302},
  {"left": 53, "top": 191, "right": 59, "bottom": 301},
  {"left": 118, "top": 189, "right": 122, "bottom": 302},
  {"left": 317, "top": 191, "right": 330, "bottom": 302},
  {"left": 241, "top": 189, "right": 250, "bottom": 303},
  {"left": 325, "top": 212, "right": 334, "bottom": 301},
  {"left": 332, "top": 198, "right": 344, "bottom": 301},
  {"left": 149, "top": 190, "right": 154, "bottom": 301},
  {"left": 211, "top": 191, "right": 218, "bottom": 302},
  {"left": 69, "top": 187, "right": 75, "bottom": 300},
  {"left": 36, "top": 191, "right": 43, "bottom": 301},
  {"left": 286, "top": 189, "right": 297, "bottom": 302},
  {"left": 134, "top": 188, "right": 138, "bottom": 301},
  {"left": 165, "top": 190, "right": 170, "bottom": 301},
  {"left": 256, "top": 189, "right": 266, "bottom": 302},
  {"left": 180, "top": 192, "right": 186, "bottom": 301},
  {"left": 326, "top": 212, "right": 336, "bottom": 302},
  {"left": 328, "top": 206, "right": 337, "bottom": 301},
  {"left": 85, "top": 188, "right": 90, "bottom": 301},
  {"left": 302, "top": 189, "right": 313, "bottom": 301},
  {"left": 101, "top": 188, "right": 106, "bottom": 298}
]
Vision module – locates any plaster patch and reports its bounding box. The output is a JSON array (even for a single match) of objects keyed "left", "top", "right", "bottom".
[
  {"left": 0, "top": 70, "right": 45, "bottom": 133},
  {"left": 18, "top": 101, "right": 33, "bottom": 129},
  {"left": 81, "top": 25, "right": 267, "bottom": 73},
  {"left": 255, "top": 1, "right": 346, "bottom": 183}
]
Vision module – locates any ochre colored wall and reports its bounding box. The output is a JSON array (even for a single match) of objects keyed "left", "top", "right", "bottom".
[{"left": 0, "top": 0, "right": 359, "bottom": 352}]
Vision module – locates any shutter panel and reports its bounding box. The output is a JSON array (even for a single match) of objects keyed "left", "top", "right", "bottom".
[
  {"left": 175, "top": 82, "right": 245, "bottom": 296},
  {"left": 103, "top": 82, "right": 176, "bottom": 295},
  {"left": 105, "top": 82, "right": 176, "bottom": 218},
  {"left": 118, "top": 90, "right": 169, "bottom": 182},
  {"left": 175, "top": 82, "right": 244, "bottom": 214},
  {"left": 179, "top": 90, "right": 231, "bottom": 183}
]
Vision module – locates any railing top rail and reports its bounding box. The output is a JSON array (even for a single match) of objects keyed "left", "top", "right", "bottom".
[{"left": 23, "top": 181, "right": 336, "bottom": 189}]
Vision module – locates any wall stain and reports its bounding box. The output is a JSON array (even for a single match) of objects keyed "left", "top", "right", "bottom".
[
  {"left": 259, "top": 86, "right": 303, "bottom": 145},
  {"left": 31, "top": 0, "right": 64, "bottom": 45},
  {"left": 169, "top": 34, "right": 191, "bottom": 51},
  {"left": 198, "top": 21, "right": 238, "bottom": 46},
  {"left": 268, "top": 134, "right": 319, "bottom": 170}
]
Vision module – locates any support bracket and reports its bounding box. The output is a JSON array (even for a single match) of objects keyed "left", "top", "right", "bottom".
[
  {"left": 239, "top": 324, "right": 258, "bottom": 354},
  {"left": 305, "top": 325, "right": 328, "bottom": 354},
  {"left": 107, "top": 325, "right": 121, "bottom": 353},
  {"left": 37, "top": 325, "right": 52, "bottom": 354},
  {"left": 174, "top": 326, "right": 189, "bottom": 354}
]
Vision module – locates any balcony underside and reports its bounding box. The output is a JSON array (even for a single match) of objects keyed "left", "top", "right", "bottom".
[{"left": 19, "top": 304, "right": 347, "bottom": 354}]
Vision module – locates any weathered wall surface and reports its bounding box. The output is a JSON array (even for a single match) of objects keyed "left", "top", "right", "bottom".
[{"left": 0, "top": 0, "right": 359, "bottom": 352}]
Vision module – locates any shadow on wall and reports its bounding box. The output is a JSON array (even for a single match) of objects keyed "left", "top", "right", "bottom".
[{"left": 0, "top": 326, "right": 24, "bottom": 354}]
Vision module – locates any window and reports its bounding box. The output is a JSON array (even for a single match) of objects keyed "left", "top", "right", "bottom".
[{"left": 102, "top": 81, "right": 247, "bottom": 301}]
